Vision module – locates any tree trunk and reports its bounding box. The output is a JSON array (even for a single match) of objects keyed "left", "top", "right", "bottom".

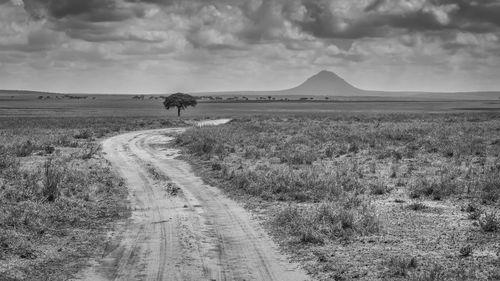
[{"left": 177, "top": 107, "right": 181, "bottom": 117}]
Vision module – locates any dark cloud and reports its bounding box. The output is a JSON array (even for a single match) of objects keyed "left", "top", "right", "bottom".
[
  {"left": 238, "top": 0, "right": 287, "bottom": 42},
  {"left": 17, "top": 0, "right": 500, "bottom": 43},
  {"left": 292, "top": 1, "right": 382, "bottom": 39},
  {"left": 444, "top": 0, "right": 500, "bottom": 31},
  {"left": 20, "top": 0, "right": 154, "bottom": 44},
  {"left": 364, "top": 0, "right": 385, "bottom": 12},
  {"left": 360, "top": 0, "right": 500, "bottom": 34},
  {"left": 287, "top": 0, "right": 452, "bottom": 39},
  {"left": 125, "top": 0, "right": 176, "bottom": 5},
  {"left": 22, "top": 0, "right": 145, "bottom": 22},
  {"left": 49, "top": 19, "right": 165, "bottom": 43}
]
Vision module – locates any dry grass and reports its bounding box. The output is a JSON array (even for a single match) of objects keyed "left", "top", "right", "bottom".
[
  {"left": 273, "top": 200, "right": 380, "bottom": 244},
  {"left": 177, "top": 113, "right": 500, "bottom": 280},
  {"left": 0, "top": 116, "right": 186, "bottom": 280}
]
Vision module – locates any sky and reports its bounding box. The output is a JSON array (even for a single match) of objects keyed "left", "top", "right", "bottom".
[{"left": 0, "top": 0, "right": 499, "bottom": 94}]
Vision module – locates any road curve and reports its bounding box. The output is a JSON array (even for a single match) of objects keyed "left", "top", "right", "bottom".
[{"left": 73, "top": 119, "right": 310, "bottom": 281}]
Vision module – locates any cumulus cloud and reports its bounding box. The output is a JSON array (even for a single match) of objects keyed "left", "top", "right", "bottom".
[
  {"left": 21, "top": 0, "right": 145, "bottom": 21},
  {"left": 0, "top": 0, "right": 499, "bottom": 93}
]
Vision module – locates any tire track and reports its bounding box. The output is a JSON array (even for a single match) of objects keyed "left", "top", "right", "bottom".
[{"left": 73, "top": 120, "right": 310, "bottom": 281}]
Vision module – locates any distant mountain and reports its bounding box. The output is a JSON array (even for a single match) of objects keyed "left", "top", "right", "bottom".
[
  {"left": 2, "top": 71, "right": 499, "bottom": 100},
  {"left": 195, "top": 70, "right": 499, "bottom": 100},
  {"left": 278, "top": 70, "right": 365, "bottom": 96}
]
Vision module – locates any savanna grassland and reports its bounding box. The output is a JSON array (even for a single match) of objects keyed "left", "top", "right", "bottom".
[
  {"left": 2, "top": 93, "right": 500, "bottom": 118},
  {"left": 0, "top": 117, "right": 185, "bottom": 280},
  {"left": 176, "top": 113, "right": 500, "bottom": 281}
]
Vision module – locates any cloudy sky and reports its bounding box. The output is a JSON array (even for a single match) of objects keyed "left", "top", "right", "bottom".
[{"left": 1, "top": 0, "right": 499, "bottom": 94}]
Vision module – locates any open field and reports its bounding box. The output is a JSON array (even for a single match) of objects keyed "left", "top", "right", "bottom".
[
  {"left": 72, "top": 123, "right": 309, "bottom": 281},
  {"left": 1, "top": 94, "right": 500, "bottom": 117},
  {"left": 2, "top": 99, "right": 500, "bottom": 280},
  {"left": 0, "top": 117, "right": 186, "bottom": 280},
  {"left": 176, "top": 113, "right": 500, "bottom": 280},
  {"left": 3, "top": 0, "right": 500, "bottom": 280}
]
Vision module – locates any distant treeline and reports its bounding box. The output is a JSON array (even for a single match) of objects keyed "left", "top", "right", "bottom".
[{"left": 38, "top": 95, "right": 96, "bottom": 100}]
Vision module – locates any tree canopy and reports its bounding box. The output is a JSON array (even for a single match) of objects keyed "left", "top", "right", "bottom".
[{"left": 163, "top": 93, "right": 197, "bottom": 117}]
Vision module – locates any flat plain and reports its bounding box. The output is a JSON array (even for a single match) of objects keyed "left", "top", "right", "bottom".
[
  {"left": 1, "top": 94, "right": 500, "bottom": 117},
  {"left": 1, "top": 94, "right": 500, "bottom": 280},
  {"left": 176, "top": 113, "right": 500, "bottom": 280}
]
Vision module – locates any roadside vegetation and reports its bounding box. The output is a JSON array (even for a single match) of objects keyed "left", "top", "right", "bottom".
[
  {"left": 0, "top": 116, "right": 185, "bottom": 280},
  {"left": 176, "top": 113, "right": 500, "bottom": 280}
]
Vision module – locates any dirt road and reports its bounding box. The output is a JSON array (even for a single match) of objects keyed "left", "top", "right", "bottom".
[{"left": 74, "top": 119, "right": 310, "bottom": 281}]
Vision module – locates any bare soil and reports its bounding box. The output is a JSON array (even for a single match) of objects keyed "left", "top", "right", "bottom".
[{"left": 73, "top": 120, "right": 310, "bottom": 281}]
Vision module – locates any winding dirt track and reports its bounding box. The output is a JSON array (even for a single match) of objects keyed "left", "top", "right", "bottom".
[{"left": 74, "top": 120, "right": 310, "bottom": 281}]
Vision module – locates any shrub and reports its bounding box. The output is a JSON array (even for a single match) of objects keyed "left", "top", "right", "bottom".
[
  {"left": 80, "top": 143, "right": 101, "bottom": 160},
  {"left": 462, "top": 203, "right": 483, "bottom": 220},
  {"left": 176, "top": 126, "right": 231, "bottom": 158},
  {"left": 0, "top": 152, "right": 18, "bottom": 171},
  {"left": 13, "top": 239, "right": 37, "bottom": 260},
  {"left": 57, "top": 135, "right": 79, "bottom": 147},
  {"left": 14, "top": 140, "right": 37, "bottom": 157},
  {"left": 389, "top": 164, "right": 398, "bottom": 178},
  {"left": 475, "top": 168, "right": 500, "bottom": 204},
  {"left": 459, "top": 245, "right": 473, "bottom": 257},
  {"left": 211, "top": 162, "right": 222, "bottom": 171},
  {"left": 325, "top": 146, "right": 334, "bottom": 158},
  {"left": 74, "top": 129, "right": 93, "bottom": 139},
  {"left": 479, "top": 212, "right": 499, "bottom": 232},
  {"left": 42, "top": 159, "right": 63, "bottom": 202},
  {"left": 225, "top": 164, "right": 364, "bottom": 202},
  {"left": 44, "top": 145, "right": 55, "bottom": 155},
  {"left": 409, "top": 265, "right": 446, "bottom": 281},
  {"left": 409, "top": 177, "right": 458, "bottom": 200},
  {"left": 280, "top": 149, "right": 317, "bottom": 165},
  {"left": 463, "top": 202, "right": 480, "bottom": 213},
  {"left": 408, "top": 202, "right": 428, "bottom": 211},
  {"left": 166, "top": 182, "right": 181, "bottom": 196},
  {"left": 272, "top": 201, "right": 379, "bottom": 244},
  {"left": 370, "top": 182, "right": 391, "bottom": 195},
  {"left": 387, "top": 256, "right": 418, "bottom": 277}
]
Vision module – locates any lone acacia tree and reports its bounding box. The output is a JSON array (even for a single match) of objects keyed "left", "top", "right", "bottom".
[{"left": 163, "top": 93, "right": 197, "bottom": 117}]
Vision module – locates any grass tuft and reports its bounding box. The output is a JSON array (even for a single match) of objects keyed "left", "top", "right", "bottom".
[
  {"left": 479, "top": 212, "right": 499, "bottom": 232},
  {"left": 459, "top": 245, "right": 473, "bottom": 257},
  {"left": 407, "top": 202, "right": 428, "bottom": 211},
  {"left": 43, "top": 158, "right": 63, "bottom": 202},
  {"left": 273, "top": 201, "right": 380, "bottom": 244},
  {"left": 387, "top": 256, "right": 418, "bottom": 277}
]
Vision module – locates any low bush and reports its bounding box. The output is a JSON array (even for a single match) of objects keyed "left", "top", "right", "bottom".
[
  {"left": 279, "top": 147, "right": 317, "bottom": 165},
  {"left": 74, "top": 129, "right": 93, "bottom": 140},
  {"left": 475, "top": 167, "right": 500, "bottom": 204},
  {"left": 409, "top": 265, "right": 447, "bottom": 281},
  {"left": 42, "top": 158, "right": 63, "bottom": 202},
  {"left": 175, "top": 126, "right": 235, "bottom": 158},
  {"left": 0, "top": 152, "right": 18, "bottom": 171},
  {"left": 408, "top": 264, "right": 478, "bottom": 281},
  {"left": 409, "top": 177, "right": 459, "bottom": 201},
  {"left": 408, "top": 202, "right": 428, "bottom": 211},
  {"left": 459, "top": 245, "right": 473, "bottom": 257},
  {"left": 369, "top": 182, "right": 391, "bottom": 195},
  {"left": 79, "top": 142, "right": 101, "bottom": 160},
  {"left": 387, "top": 256, "right": 418, "bottom": 277},
  {"left": 479, "top": 212, "right": 499, "bottom": 232},
  {"left": 272, "top": 200, "right": 380, "bottom": 244},
  {"left": 465, "top": 204, "right": 483, "bottom": 220},
  {"left": 225, "top": 164, "right": 364, "bottom": 202},
  {"left": 14, "top": 140, "right": 38, "bottom": 157}
]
